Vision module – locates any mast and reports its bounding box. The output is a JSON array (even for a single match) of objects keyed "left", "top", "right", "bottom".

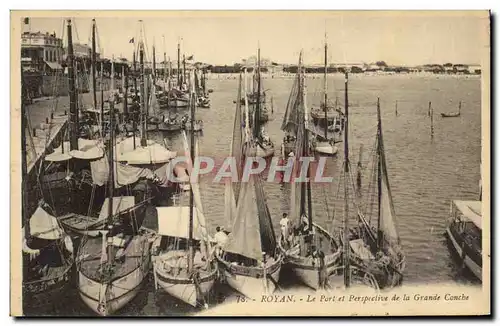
[
  {"left": 152, "top": 44, "right": 156, "bottom": 82},
  {"left": 163, "top": 51, "right": 167, "bottom": 89},
  {"left": 133, "top": 51, "right": 137, "bottom": 97},
  {"left": 343, "top": 71, "right": 350, "bottom": 288},
  {"left": 177, "top": 41, "right": 181, "bottom": 87},
  {"left": 168, "top": 58, "right": 172, "bottom": 90},
  {"left": 91, "top": 19, "right": 97, "bottom": 111},
  {"left": 67, "top": 19, "right": 78, "bottom": 151},
  {"left": 254, "top": 47, "right": 261, "bottom": 140},
  {"left": 183, "top": 54, "right": 186, "bottom": 89},
  {"left": 304, "top": 78, "right": 313, "bottom": 232},
  {"left": 111, "top": 56, "right": 115, "bottom": 91},
  {"left": 376, "top": 97, "right": 383, "bottom": 249},
  {"left": 323, "top": 32, "right": 328, "bottom": 139},
  {"left": 139, "top": 41, "right": 146, "bottom": 146},
  {"left": 123, "top": 66, "right": 128, "bottom": 119},
  {"left": 187, "top": 77, "right": 196, "bottom": 273},
  {"left": 106, "top": 100, "right": 115, "bottom": 264},
  {"left": 21, "top": 72, "right": 29, "bottom": 238}
]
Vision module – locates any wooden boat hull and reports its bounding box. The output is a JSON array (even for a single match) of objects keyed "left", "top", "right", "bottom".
[
  {"left": 23, "top": 263, "right": 74, "bottom": 310},
  {"left": 311, "top": 111, "right": 337, "bottom": 122},
  {"left": 168, "top": 99, "right": 189, "bottom": 108},
  {"left": 257, "top": 144, "right": 274, "bottom": 158},
  {"left": 278, "top": 223, "right": 341, "bottom": 290},
  {"left": 445, "top": 227, "right": 482, "bottom": 281},
  {"left": 314, "top": 142, "right": 338, "bottom": 156},
  {"left": 148, "top": 123, "right": 182, "bottom": 133},
  {"left": 183, "top": 123, "right": 203, "bottom": 132},
  {"left": 216, "top": 254, "right": 282, "bottom": 299},
  {"left": 441, "top": 113, "right": 460, "bottom": 118},
  {"left": 58, "top": 214, "right": 105, "bottom": 237},
  {"left": 152, "top": 261, "right": 217, "bottom": 307},
  {"left": 78, "top": 258, "right": 150, "bottom": 316},
  {"left": 77, "top": 234, "right": 152, "bottom": 316}
]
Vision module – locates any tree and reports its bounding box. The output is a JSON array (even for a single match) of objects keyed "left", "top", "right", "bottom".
[{"left": 375, "top": 61, "right": 387, "bottom": 67}]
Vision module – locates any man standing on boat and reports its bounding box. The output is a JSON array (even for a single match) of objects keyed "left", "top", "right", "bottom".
[
  {"left": 213, "top": 226, "right": 229, "bottom": 255},
  {"left": 280, "top": 213, "right": 291, "bottom": 249}
]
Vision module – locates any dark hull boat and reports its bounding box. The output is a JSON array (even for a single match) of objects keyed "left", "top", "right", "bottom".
[
  {"left": 22, "top": 206, "right": 75, "bottom": 311},
  {"left": 441, "top": 101, "right": 462, "bottom": 118}
]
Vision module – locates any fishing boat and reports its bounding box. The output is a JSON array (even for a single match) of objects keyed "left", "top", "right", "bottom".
[
  {"left": 165, "top": 41, "right": 190, "bottom": 109},
  {"left": 240, "top": 54, "right": 270, "bottom": 124},
  {"left": 181, "top": 115, "right": 204, "bottom": 132},
  {"left": 216, "top": 149, "right": 283, "bottom": 298},
  {"left": 310, "top": 34, "right": 343, "bottom": 128},
  {"left": 196, "top": 69, "right": 211, "bottom": 108},
  {"left": 216, "top": 71, "right": 283, "bottom": 298},
  {"left": 311, "top": 35, "right": 339, "bottom": 156},
  {"left": 151, "top": 89, "right": 217, "bottom": 308},
  {"left": 331, "top": 90, "right": 405, "bottom": 291},
  {"left": 248, "top": 50, "right": 274, "bottom": 158},
  {"left": 441, "top": 101, "right": 462, "bottom": 118},
  {"left": 21, "top": 74, "right": 75, "bottom": 312},
  {"left": 76, "top": 101, "right": 152, "bottom": 316},
  {"left": 444, "top": 200, "right": 482, "bottom": 281},
  {"left": 277, "top": 57, "right": 342, "bottom": 290},
  {"left": 280, "top": 53, "right": 314, "bottom": 158}
]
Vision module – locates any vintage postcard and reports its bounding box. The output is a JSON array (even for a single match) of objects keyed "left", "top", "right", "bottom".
[{"left": 10, "top": 10, "right": 490, "bottom": 317}]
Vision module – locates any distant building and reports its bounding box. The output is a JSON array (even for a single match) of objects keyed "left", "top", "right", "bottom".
[
  {"left": 453, "top": 64, "right": 469, "bottom": 74},
  {"left": 468, "top": 64, "right": 481, "bottom": 74},
  {"left": 64, "top": 43, "right": 101, "bottom": 60},
  {"left": 21, "top": 31, "right": 64, "bottom": 73}
]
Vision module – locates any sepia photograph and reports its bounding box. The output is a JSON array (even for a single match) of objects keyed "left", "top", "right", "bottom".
[{"left": 9, "top": 10, "right": 490, "bottom": 317}]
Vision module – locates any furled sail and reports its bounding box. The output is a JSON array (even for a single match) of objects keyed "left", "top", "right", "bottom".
[
  {"left": 181, "top": 130, "right": 211, "bottom": 244},
  {"left": 224, "top": 74, "right": 243, "bottom": 226},
  {"left": 281, "top": 71, "right": 301, "bottom": 133},
  {"left": 231, "top": 73, "right": 244, "bottom": 199}
]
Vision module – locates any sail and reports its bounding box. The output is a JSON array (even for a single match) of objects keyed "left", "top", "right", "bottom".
[
  {"left": 379, "top": 141, "right": 401, "bottom": 246},
  {"left": 181, "top": 131, "right": 211, "bottom": 243},
  {"left": 224, "top": 75, "right": 243, "bottom": 225},
  {"left": 289, "top": 71, "right": 307, "bottom": 225},
  {"left": 231, "top": 73, "right": 244, "bottom": 199},
  {"left": 281, "top": 73, "right": 301, "bottom": 133},
  {"left": 254, "top": 172, "right": 277, "bottom": 253},
  {"left": 149, "top": 76, "right": 160, "bottom": 116},
  {"left": 377, "top": 101, "right": 401, "bottom": 247},
  {"left": 224, "top": 172, "right": 275, "bottom": 261}
]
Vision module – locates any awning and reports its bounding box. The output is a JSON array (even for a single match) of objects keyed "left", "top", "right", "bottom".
[
  {"left": 27, "top": 206, "right": 64, "bottom": 240},
  {"left": 453, "top": 200, "right": 482, "bottom": 229},
  {"left": 98, "top": 196, "right": 135, "bottom": 222},
  {"left": 45, "top": 138, "right": 104, "bottom": 162},
  {"left": 117, "top": 143, "right": 177, "bottom": 165},
  {"left": 156, "top": 206, "right": 205, "bottom": 240},
  {"left": 45, "top": 61, "right": 63, "bottom": 70}
]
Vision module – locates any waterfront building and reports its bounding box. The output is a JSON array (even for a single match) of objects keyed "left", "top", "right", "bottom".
[{"left": 21, "top": 31, "right": 64, "bottom": 73}]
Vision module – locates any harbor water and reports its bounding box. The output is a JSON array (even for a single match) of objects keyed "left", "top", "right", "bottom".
[{"left": 25, "top": 73, "right": 481, "bottom": 316}]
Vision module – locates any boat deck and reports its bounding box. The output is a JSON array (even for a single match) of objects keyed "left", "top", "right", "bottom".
[{"left": 78, "top": 234, "right": 149, "bottom": 282}]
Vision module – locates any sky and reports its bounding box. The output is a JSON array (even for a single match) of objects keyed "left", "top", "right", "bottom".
[{"left": 18, "top": 11, "right": 487, "bottom": 66}]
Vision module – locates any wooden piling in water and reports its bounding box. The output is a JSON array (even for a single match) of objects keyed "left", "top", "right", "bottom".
[{"left": 430, "top": 101, "right": 434, "bottom": 139}]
